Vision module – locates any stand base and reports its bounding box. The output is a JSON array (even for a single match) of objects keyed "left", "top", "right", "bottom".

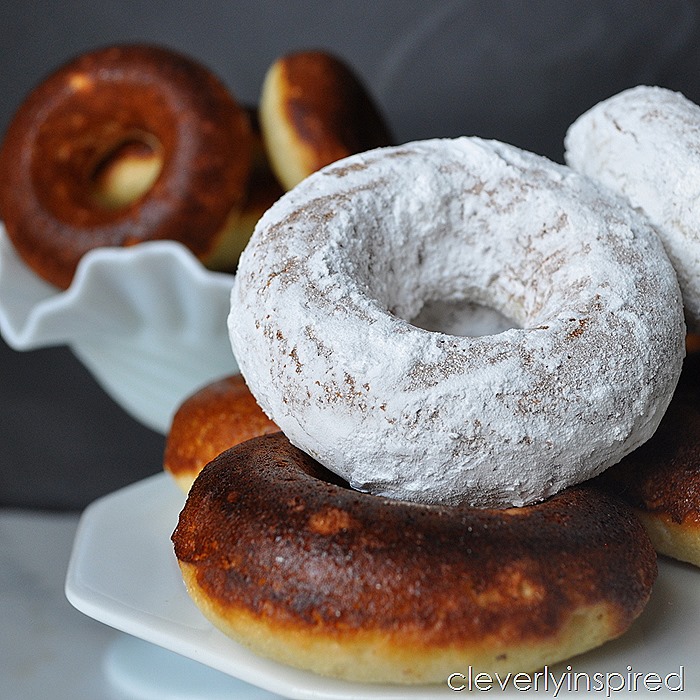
[{"left": 104, "top": 635, "right": 282, "bottom": 699}]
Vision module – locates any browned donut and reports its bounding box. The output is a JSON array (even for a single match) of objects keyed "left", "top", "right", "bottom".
[
  {"left": 172, "top": 432, "right": 657, "bottom": 684},
  {"left": 164, "top": 374, "right": 278, "bottom": 493},
  {"left": 203, "top": 107, "right": 285, "bottom": 272},
  {"left": 259, "top": 50, "right": 393, "bottom": 190},
  {"left": 0, "top": 44, "right": 252, "bottom": 289},
  {"left": 597, "top": 346, "right": 700, "bottom": 566}
]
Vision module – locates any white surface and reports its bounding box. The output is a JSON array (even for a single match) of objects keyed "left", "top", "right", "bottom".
[
  {"left": 104, "top": 635, "right": 283, "bottom": 699},
  {"left": 1, "top": 509, "right": 117, "bottom": 700},
  {"left": 66, "top": 473, "right": 699, "bottom": 699},
  {"left": 0, "top": 225, "right": 238, "bottom": 434},
  {"left": 0, "top": 508, "right": 281, "bottom": 700}
]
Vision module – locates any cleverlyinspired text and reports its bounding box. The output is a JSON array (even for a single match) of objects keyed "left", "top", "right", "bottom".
[{"left": 447, "top": 665, "right": 684, "bottom": 696}]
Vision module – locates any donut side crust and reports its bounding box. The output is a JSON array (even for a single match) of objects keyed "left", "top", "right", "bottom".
[
  {"left": 178, "top": 561, "right": 621, "bottom": 684},
  {"left": 259, "top": 50, "right": 392, "bottom": 190},
  {"left": 164, "top": 374, "right": 278, "bottom": 493},
  {"left": 635, "top": 514, "right": 700, "bottom": 566},
  {"left": 598, "top": 352, "right": 700, "bottom": 566}
]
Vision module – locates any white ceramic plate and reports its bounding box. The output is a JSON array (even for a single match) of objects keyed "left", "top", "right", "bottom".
[
  {"left": 65, "top": 473, "right": 699, "bottom": 699},
  {"left": 0, "top": 225, "right": 238, "bottom": 434}
]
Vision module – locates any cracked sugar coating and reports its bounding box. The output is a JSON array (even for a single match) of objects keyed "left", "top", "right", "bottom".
[
  {"left": 565, "top": 85, "right": 700, "bottom": 332},
  {"left": 229, "top": 137, "right": 685, "bottom": 508}
]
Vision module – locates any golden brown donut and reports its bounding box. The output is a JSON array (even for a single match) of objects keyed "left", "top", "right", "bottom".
[
  {"left": 203, "top": 107, "right": 284, "bottom": 272},
  {"left": 164, "top": 374, "right": 278, "bottom": 493},
  {"left": 259, "top": 50, "right": 392, "bottom": 190},
  {"left": 597, "top": 347, "right": 700, "bottom": 566},
  {"left": 172, "top": 432, "right": 657, "bottom": 685},
  {"left": 0, "top": 44, "right": 253, "bottom": 289}
]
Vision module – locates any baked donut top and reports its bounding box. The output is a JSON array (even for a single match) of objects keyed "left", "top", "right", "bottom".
[
  {"left": 229, "top": 138, "right": 685, "bottom": 508},
  {"left": 0, "top": 44, "right": 251, "bottom": 288}
]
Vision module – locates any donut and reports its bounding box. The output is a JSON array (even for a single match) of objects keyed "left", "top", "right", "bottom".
[
  {"left": 204, "top": 107, "right": 285, "bottom": 271},
  {"left": 172, "top": 432, "right": 657, "bottom": 684},
  {"left": 228, "top": 137, "right": 685, "bottom": 508},
  {"left": 596, "top": 348, "right": 700, "bottom": 567},
  {"left": 564, "top": 85, "right": 700, "bottom": 332},
  {"left": 164, "top": 374, "right": 278, "bottom": 493},
  {"left": 259, "top": 50, "right": 392, "bottom": 190},
  {"left": 0, "top": 44, "right": 253, "bottom": 289}
]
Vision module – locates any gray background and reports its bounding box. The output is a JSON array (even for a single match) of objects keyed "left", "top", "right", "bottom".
[{"left": 2, "top": 0, "right": 700, "bottom": 509}]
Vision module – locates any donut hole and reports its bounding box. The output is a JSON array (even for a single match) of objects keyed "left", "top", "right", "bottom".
[
  {"left": 90, "top": 133, "right": 164, "bottom": 209},
  {"left": 327, "top": 161, "right": 537, "bottom": 338},
  {"left": 409, "top": 298, "right": 520, "bottom": 337}
]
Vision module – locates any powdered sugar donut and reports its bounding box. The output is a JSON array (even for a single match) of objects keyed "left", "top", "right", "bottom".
[
  {"left": 565, "top": 85, "right": 700, "bottom": 331},
  {"left": 229, "top": 137, "right": 684, "bottom": 508}
]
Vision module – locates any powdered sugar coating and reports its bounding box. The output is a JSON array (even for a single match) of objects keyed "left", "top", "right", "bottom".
[
  {"left": 229, "top": 138, "right": 684, "bottom": 508},
  {"left": 565, "top": 85, "right": 700, "bottom": 332}
]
